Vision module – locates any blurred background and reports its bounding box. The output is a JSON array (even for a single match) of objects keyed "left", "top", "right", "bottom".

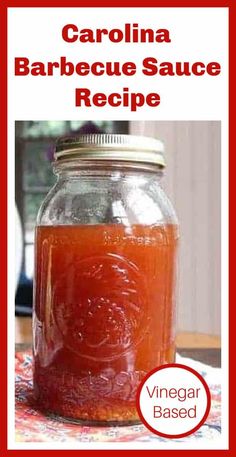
[{"left": 15, "top": 120, "right": 221, "bottom": 343}]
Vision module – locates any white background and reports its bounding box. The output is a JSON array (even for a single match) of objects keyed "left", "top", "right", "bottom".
[{"left": 8, "top": 7, "right": 228, "bottom": 451}]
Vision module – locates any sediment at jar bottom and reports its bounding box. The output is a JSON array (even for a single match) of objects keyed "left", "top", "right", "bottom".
[{"left": 34, "top": 390, "right": 139, "bottom": 423}]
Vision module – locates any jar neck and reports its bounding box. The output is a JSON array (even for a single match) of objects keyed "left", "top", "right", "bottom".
[{"left": 53, "top": 159, "right": 164, "bottom": 180}]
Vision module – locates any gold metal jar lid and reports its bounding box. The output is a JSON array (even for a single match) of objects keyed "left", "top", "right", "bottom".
[{"left": 55, "top": 134, "right": 165, "bottom": 168}]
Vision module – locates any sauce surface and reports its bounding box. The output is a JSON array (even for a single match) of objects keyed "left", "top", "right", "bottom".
[{"left": 33, "top": 223, "right": 178, "bottom": 423}]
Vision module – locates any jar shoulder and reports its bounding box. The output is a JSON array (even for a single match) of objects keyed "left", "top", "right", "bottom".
[{"left": 37, "top": 177, "right": 178, "bottom": 226}]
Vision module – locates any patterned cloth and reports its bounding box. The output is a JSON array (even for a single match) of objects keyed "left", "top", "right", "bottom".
[{"left": 15, "top": 351, "right": 221, "bottom": 443}]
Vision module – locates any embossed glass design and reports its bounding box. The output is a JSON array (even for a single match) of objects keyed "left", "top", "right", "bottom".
[{"left": 33, "top": 134, "right": 179, "bottom": 424}]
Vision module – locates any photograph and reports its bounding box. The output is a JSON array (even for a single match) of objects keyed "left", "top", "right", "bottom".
[{"left": 14, "top": 120, "right": 221, "bottom": 443}]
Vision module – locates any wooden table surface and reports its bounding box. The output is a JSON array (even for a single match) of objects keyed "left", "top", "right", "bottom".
[{"left": 15, "top": 317, "right": 221, "bottom": 367}]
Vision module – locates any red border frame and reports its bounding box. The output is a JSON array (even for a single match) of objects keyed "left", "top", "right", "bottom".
[
  {"left": 136, "top": 363, "right": 211, "bottom": 439},
  {"left": 0, "top": 1, "right": 232, "bottom": 455}
]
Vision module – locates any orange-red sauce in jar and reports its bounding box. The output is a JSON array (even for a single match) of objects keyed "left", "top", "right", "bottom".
[{"left": 33, "top": 223, "right": 178, "bottom": 423}]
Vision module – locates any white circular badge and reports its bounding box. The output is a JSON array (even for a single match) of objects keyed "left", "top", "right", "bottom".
[{"left": 136, "top": 363, "right": 211, "bottom": 438}]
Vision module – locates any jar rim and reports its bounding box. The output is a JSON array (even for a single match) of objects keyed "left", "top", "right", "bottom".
[{"left": 54, "top": 134, "right": 165, "bottom": 168}]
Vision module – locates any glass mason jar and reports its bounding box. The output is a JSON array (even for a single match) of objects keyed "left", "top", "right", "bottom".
[{"left": 33, "top": 133, "right": 179, "bottom": 425}]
